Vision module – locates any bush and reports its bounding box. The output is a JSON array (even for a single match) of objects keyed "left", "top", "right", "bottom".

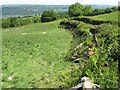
[
  {"left": 60, "top": 20, "right": 79, "bottom": 29},
  {"left": 105, "top": 8, "right": 114, "bottom": 13},
  {"left": 2, "top": 18, "right": 11, "bottom": 28},
  {"left": 73, "top": 17, "right": 118, "bottom": 25},
  {"left": 11, "top": 19, "right": 21, "bottom": 27},
  {"left": 2, "top": 16, "right": 41, "bottom": 28},
  {"left": 92, "top": 9, "right": 105, "bottom": 15},
  {"left": 41, "top": 10, "right": 59, "bottom": 22},
  {"left": 59, "top": 12, "right": 69, "bottom": 18},
  {"left": 111, "top": 6, "right": 118, "bottom": 11},
  {"left": 33, "top": 16, "right": 41, "bottom": 23},
  {"left": 83, "top": 5, "right": 93, "bottom": 16}
]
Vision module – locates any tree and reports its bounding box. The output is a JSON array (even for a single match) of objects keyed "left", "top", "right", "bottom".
[
  {"left": 41, "top": 10, "right": 59, "bottom": 22},
  {"left": 111, "top": 6, "right": 118, "bottom": 11},
  {"left": 68, "top": 2, "right": 84, "bottom": 17},
  {"left": 118, "top": 5, "right": 120, "bottom": 11},
  {"left": 92, "top": 9, "right": 105, "bottom": 15},
  {"left": 58, "top": 12, "right": 69, "bottom": 18},
  {"left": 105, "top": 8, "right": 113, "bottom": 13},
  {"left": 83, "top": 5, "right": 93, "bottom": 16}
]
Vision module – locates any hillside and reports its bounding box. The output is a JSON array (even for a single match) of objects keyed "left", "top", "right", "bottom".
[
  {"left": 2, "top": 20, "right": 80, "bottom": 88},
  {"left": 89, "top": 11, "right": 119, "bottom": 22},
  {"left": 1, "top": 4, "right": 119, "bottom": 88}
]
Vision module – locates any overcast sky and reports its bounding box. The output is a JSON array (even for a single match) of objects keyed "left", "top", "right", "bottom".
[{"left": 1, "top": 0, "right": 120, "bottom": 5}]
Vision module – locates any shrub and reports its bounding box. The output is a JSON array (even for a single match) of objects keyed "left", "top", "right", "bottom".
[
  {"left": 59, "top": 12, "right": 69, "bottom": 18},
  {"left": 2, "top": 16, "right": 41, "bottom": 28},
  {"left": 105, "top": 8, "right": 114, "bottom": 13},
  {"left": 60, "top": 20, "right": 79, "bottom": 29},
  {"left": 41, "top": 10, "right": 59, "bottom": 22},
  {"left": 83, "top": 5, "right": 93, "bottom": 16},
  {"left": 92, "top": 9, "right": 105, "bottom": 15},
  {"left": 2, "top": 18, "right": 11, "bottom": 28},
  {"left": 73, "top": 17, "right": 118, "bottom": 25},
  {"left": 33, "top": 16, "right": 41, "bottom": 23},
  {"left": 111, "top": 6, "right": 118, "bottom": 11}
]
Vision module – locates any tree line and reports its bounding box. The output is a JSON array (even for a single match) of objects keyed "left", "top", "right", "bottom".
[{"left": 68, "top": 2, "right": 119, "bottom": 17}]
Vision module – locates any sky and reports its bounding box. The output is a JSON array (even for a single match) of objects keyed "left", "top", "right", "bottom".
[{"left": 1, "top": 0, "right": 120, "bottom": 5}]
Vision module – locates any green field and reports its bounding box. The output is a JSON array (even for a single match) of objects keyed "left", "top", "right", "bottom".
[
  {"left": 2, "top": 10, "right": 119, "bottom": 88},
  {"left": 2, "top": 20, "right": 80, "bottom": 88},
  {"left": 89, "top": 11, "right": 119, "bottom": 22}
]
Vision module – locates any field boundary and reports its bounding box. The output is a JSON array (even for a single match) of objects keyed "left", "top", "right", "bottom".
[{"left": 73, "top": 17, "right": 118, "bottom": 25}]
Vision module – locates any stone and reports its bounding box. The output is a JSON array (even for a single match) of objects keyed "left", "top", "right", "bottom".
[
  {"left": 8, "top": 76, "right": 13, "bottom": 81},
  {"left": 72, "top": 77, "right": 100, "bottom": 89}
]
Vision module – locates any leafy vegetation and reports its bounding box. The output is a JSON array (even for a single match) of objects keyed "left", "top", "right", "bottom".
[
  {"left": 41, "top": 10, "right": 59, "bottom": 22},
  {"left": 68, "top": 3, "right": 84, "bottom": 17},
  {"left": 2, "top": 11, "right": 68, "bottom": 28},
  {"left": 68, "top": 2, "right": 118, "bottom": 17},
  {"left": 83, "top": 5, "right": 93, "bottom": 16},
  {"left": 2, "top": 16, "right": 41, "bottom": 28},
  {"left": 60, "top": 17, "right": 119, "bottom": 88}
]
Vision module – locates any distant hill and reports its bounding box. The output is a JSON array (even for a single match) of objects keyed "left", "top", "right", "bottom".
[
  {"left": 2, "top": 5, "right": 69, "bottom": 18},
  {"left": 2, "top": 4, "right": 114, "bottom": 18}
]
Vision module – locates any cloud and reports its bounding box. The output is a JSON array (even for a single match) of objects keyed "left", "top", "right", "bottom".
[
  {"left": 75, "top": 0, "right": 119, "bottom": 5},
  {"left": 1, "top": 0, "right": 119, "bottom": 5}
]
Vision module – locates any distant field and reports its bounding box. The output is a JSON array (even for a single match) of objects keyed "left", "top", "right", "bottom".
[
  {"left": 2, "top": 20, "right": 79, "bottom": 88},
  {"left": 89, "top": 11, "right": 119, "bottom": 22}
]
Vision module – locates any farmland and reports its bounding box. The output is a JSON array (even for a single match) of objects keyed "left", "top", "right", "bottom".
[
  {"left": 2, "top": 20, "right": 80, "bottom": 88},
  {"left": 2, "top": 3, "right": 119, "bottom": 89},
  {"left": 89, "top": 11, "right": 119, "bottom": 22}
]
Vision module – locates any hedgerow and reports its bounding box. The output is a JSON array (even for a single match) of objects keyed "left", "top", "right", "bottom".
[
  {"left": 73, "top": 17, "right": 118, "bottom": 25},
  {"left": 60, "top": 19, "right": 119, "bottom": 88},
  {"left": 2, "top": 16, "right": 41, "bottom": 28}
]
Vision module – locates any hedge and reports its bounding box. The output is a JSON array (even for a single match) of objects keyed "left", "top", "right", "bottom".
[{"left": 73, "top": 17, "right": 118, "bottom": 25}]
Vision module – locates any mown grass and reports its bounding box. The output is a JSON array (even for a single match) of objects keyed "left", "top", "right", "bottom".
[
  {"left": 2, "top": 20, "right": 80, "bottom": 88},
  {"left": 88, "top": 11, "right": 119, "bottom": 22}
]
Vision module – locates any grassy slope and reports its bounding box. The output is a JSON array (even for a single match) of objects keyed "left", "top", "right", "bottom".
[
  {"left": 89, "top": 11, "right": 119, "bottom": 22},
  {"left": 2, "top": 20, "right": 79, "bottom": 88}
]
